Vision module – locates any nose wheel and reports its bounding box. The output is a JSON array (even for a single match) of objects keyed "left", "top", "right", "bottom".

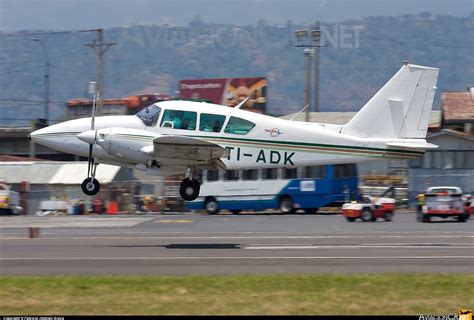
[
  {"left": 180, "top": 178, "right": 200, "bottom": 201},
  {"left": 82, "top": 161, "right": 100, "bottom": 196},
  {"left": 81, "top": 177, "right": 101, "bottom": 196}
]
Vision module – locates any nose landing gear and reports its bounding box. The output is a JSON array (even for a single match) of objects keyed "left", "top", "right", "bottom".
[
  {"left": 81, "top": 162, "right": 100, "bottom": 196},
  {"left": 82, "top": 177, "right": 100, "bottom": 196}
]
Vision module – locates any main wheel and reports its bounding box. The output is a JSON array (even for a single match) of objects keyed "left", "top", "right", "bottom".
[
  {"left": 422, "top": 214, "right": 431, "bottom": 223},
  {"left": 361, "top": 208, "right": 374, "bottom": 222},
  {"left": 230, "top": 209, "right": 241, "bottom": 215},
  {"left": 305, "top": 208, "right": 318, "bottom": 214},
  {"left": 458, "top": 214, "right": 468, "bottom": 222},
  {"left": 346, "top": 216, "right": 356, "bottom": 222},
  {"left": 280, "top": 196, "right": 295, "bottom": 214},
  {"left": 205, "top": 197, "right": 219, "bottom": 215},
  {"left": 81, "top": 177, "right": 100, "bottom": 196},
  {"left": 383, "top": 212, "right": 393, "bottom": 221},
  {"left": 180, "top": 178, "right": 200, "bottom": 201}
]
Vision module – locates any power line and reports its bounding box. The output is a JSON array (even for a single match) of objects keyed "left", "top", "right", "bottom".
[
  {"left": 360, "top": 36, "right": 474, "bottom": 49},
  {"left": 50, "top": 64, "right": 174, "bottom": 88},
  {"left": 0, "top": 31, "right": 74, "bottom": 37},
  {"left": 0, "top": 65, "right": 44, "bottom": 75},
  {"left": 0, "top": 98, "right": 63, "bottom": 104},
  {"left": 0, "top": 50, "right": 89, "bottom": 65}
]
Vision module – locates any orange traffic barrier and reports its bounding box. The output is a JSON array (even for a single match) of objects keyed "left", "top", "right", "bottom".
[{"left": 107, "top": 201, "right": 118, "bottom": 215}]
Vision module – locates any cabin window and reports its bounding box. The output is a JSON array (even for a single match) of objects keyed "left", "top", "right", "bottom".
[
  {"left": 199, "top": 113, "right": 226, "bottom": 132},
  {"left": 160, "top": 109, "right": 197, "bottom": 130},
  {"left": 224, "top": 116, "right": 255, "bottom": 135},
  {"left": 135, "top": 104, "right": 161, "bottom": 126}
]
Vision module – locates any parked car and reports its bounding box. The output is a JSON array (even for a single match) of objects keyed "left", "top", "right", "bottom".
[{"left": 0, "top": 182, "right": 23, "bottom": 215}]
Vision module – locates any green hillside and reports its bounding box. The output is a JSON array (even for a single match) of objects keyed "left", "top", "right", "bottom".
[{"left": 0, "top": 12, "right": 473, "bottom": 125}]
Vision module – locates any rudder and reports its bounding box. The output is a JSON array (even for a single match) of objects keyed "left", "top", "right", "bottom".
[{"left": 341, "top": 63, "right": 439, "bottom": 139}]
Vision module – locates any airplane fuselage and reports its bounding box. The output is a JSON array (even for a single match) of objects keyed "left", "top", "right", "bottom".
[{"left": 31, "top": 100, "right": 424, "bottom": 176}]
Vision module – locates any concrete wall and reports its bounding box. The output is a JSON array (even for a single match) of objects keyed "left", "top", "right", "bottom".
[{"left": 408, "top": 168, "right": 474, "bottom": 204}]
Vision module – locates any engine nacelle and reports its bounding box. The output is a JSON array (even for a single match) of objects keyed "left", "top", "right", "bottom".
[{"left": 95, "top": 127, "right": 156, "bottom": 164}]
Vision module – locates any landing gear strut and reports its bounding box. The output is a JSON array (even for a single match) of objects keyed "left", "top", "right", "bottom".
[
  {"left": 179, "top": 168, "right": 200, "bottom": 201},
  {"left": 81, "top": 87, "right": 100, "bottom": 197},
  {"left": 81, "top": 162, "right": 100, "bottom": 196}
]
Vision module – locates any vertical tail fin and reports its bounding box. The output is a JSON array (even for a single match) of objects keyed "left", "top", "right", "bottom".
[{"left": 342, "top": 64, "right": 439, "bottom": 139}]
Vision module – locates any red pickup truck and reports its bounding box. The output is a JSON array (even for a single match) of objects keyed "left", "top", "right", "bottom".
[{"left": 417, "top": 186, "right": 471, "bottom": 223}]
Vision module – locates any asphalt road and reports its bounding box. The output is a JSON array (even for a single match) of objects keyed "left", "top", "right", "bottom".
[{"left": 0, "top": 211, "right": 473, "bottom": 275}]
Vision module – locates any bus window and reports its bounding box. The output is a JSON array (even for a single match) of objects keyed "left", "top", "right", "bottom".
[
  {"left": 195, "top": 170, "right": 204, "bottom": 183},
  {"left": 304, "top": 166, "right": 326, "bottom": 179},
  {"left": 199, "top": 113, "right": 226, "bottom": 132},
  {"left": 262, "top": 168, "right": 277, "bottom": 180},
  {"left": 160, "top": 109, "right": 197, "bottom": 130},
  {"left": 207, "top": 170, "right": 219, "bottom": 182},
  {"left": 224, "top": 170, "right": 239, "bottom": 181},
  {"left": 334, "top": 164, "right": 357, "bottom": 178},
  {"left": 224, "top": 116, "right": 255, "bottom": 135},
  {"left": 334, "top": 165, "right": 344, "bottom": 178},
  {"left": 242, "top": 169, "right": 258, "bottom": 181},
  {"left": 284, "top": 168, "right": 297, "bottom": 179}
]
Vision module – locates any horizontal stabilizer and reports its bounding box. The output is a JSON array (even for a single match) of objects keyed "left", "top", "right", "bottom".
[{"left": 386, "top": 141, "right": 438, "bottom": 149}]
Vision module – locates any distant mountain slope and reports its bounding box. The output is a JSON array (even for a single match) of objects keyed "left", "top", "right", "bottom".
[{"left": 0, "top": 13, "right": 473, "bottom": 125}]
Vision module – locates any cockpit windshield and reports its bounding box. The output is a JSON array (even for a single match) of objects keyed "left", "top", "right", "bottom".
[{"left": 136, "top": 103, "right": 161, "bottom": 126}]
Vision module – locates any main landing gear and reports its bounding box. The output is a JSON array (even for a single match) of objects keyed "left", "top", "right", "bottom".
[{"left": 179, "top": 168, "right": 200, "bottom": 201}]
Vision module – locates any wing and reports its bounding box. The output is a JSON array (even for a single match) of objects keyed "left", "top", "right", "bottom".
[{"left": 141, "top": 135, "right": 228, "bottom": 170}]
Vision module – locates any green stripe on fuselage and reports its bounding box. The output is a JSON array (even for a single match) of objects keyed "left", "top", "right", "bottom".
[{"left": 33, "top": 131, "right": 424, "bottom": 159}]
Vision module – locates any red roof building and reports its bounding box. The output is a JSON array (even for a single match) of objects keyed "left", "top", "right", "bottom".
[{"left": 441, "top": 87, "right": 474, "bottom": 133}]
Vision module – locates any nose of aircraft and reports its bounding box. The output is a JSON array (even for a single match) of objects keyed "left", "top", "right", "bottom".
[
  {"left": 77, "top": 130, "right": 97, "bottom": 144},
  {"left": 30, "top": 126, "right": 53, "bottom": 143}
]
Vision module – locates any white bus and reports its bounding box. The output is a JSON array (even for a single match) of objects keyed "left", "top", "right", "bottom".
[{"left": 186, "top": 164, "right": 359, "bottom": 214}]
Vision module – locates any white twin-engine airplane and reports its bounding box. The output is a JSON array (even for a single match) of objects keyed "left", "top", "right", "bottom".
[{"left": 31, "top": 63, "right": 439, "bottom": 201}]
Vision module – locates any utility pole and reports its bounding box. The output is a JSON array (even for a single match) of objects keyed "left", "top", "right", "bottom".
[
  {"left": 313, "top": 21, "right": 321, "bottom": 113},
  {"left": 82, "top": 29, "right": 116, "bottom": 115},
  {"left": 32, "top": 38, "right": 50, "bottom": 124},
  {"left": 304, "top": 48, "right": 314, "bottom": 122},
  {"left": 294, "top": 22, "right": 324, "bottom": 122}
]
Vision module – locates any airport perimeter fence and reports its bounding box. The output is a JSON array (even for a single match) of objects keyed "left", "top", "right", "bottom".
[{"left": 6, "top": 172, "right": 474, "bottom": 215}]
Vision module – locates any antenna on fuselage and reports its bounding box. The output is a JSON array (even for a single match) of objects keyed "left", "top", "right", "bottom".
[
  {"left": 234, "top": 97, "right": 250, "bottom": 109},
  {"left": 289, "top": 104, "right": 310, "bottom": 121}
]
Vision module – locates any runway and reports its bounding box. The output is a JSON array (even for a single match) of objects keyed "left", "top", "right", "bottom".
[{"left": 1, "top": 212, "right": 473, "bottom": 275}]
